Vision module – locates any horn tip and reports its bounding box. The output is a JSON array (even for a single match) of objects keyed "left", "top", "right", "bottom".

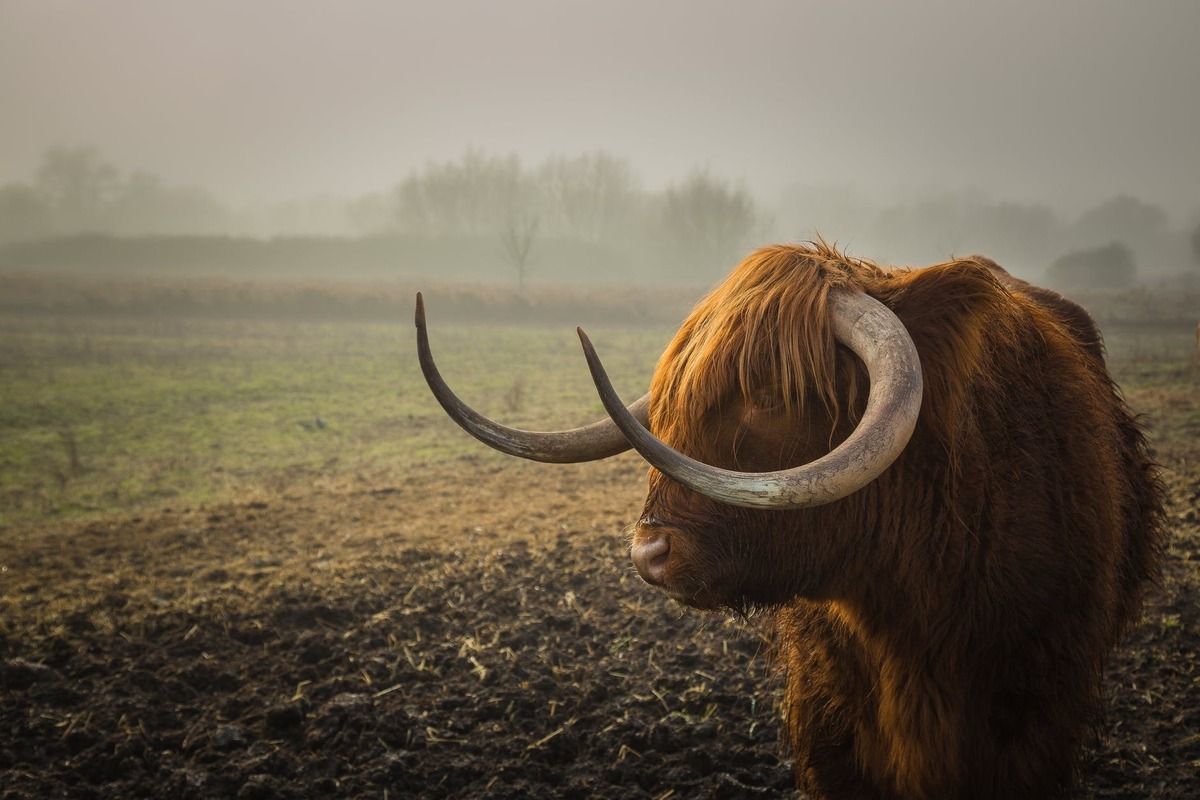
[
  {"left": 415, "top": 292, "right": 425, "bottom": 327},
  {"left": 576, "top": 328, "right": 600, "bottom": 363}
]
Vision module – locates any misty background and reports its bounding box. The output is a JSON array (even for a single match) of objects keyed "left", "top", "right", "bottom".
[{"left": 2, "top": 0, "right": 1199, "bottom": 295}]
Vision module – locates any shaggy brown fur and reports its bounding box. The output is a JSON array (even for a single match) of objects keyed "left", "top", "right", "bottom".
[{"left": 638, "top": 243, "right": 1164, "bottom": 799}]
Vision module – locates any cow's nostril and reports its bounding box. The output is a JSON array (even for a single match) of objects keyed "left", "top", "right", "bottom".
[{"left": 630, "top": 535, "right": 670, "bottom": 585}]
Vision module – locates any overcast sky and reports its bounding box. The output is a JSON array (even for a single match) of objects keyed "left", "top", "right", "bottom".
[{"left": 2, "top": 0, "right": 1198, "bottom": 220}]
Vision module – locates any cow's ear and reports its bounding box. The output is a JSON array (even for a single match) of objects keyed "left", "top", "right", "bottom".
[{"left": 877, "top": 258, "right": 1016, "bottom": 437}]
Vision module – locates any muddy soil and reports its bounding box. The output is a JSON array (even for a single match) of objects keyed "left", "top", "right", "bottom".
[{"left": 2, "top": 443, "right": 1199, "bottom": 798}]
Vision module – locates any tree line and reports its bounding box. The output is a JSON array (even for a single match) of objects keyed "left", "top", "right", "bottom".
[
  {"left": 0, "top": 146, "right": 762, "bottom": 284},
  {"left": 2, "top": 145, "right": 1198, "bottom": 289}
]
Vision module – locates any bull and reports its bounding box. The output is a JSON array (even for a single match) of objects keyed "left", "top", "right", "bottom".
[{"left": 415, "top": 242, "right": 1164, "bottom": 799}]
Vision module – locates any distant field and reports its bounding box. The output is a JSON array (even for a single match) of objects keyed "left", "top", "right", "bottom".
[
  {"left": 0, "top": 312, "right": 674, "bottom": 526},
  {"left": 0, "top": 307, "right": 1195, "bottom": 528},
  {"left": 0, "top": 271, "right": 701, "bottom": 325},
  {"left": 1102, "top": 327, "right": 1197, "bottom": 367}
]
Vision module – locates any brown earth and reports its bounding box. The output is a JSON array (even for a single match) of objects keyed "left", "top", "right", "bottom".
[{"left": 2, "top": 417, "right": 1199, "bottom": 798}]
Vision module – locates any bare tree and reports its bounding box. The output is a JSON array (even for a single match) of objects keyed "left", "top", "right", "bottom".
[
  {"left": 394, "top": 150, "right": 525, "bottom": 236},
  {"left": 500, "top": 213, "right": 539, "bottom": 293},
  {"left": 537, "top": 152, "right": 638, "bottom": 242},
  {"left": 661, "top": 168, "right": 758, "bottom": 278},
  {"left": 34, "top": 145, "right": 121, "bottom": 232}
]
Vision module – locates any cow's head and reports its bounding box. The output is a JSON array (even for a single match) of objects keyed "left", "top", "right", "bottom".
[{"left": 418, "top": 246, "right": 1022, "bottom": 611}]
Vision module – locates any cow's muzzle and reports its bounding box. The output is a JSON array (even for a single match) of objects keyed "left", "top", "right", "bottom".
[
  {"left": 630, "top": 525, "right": 671, "bottom": 586},
  {"left": 630, "top": 514, "right": 679, "bottom": 587}
]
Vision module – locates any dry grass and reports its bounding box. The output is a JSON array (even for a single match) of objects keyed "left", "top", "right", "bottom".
[{"left": 0, "top": 272, "right": 700, "bottom": 324}]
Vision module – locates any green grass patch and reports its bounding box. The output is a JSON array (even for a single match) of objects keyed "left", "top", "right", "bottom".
[
  {"left": 2, "top": 312, "right": 1194, "bottom": 529},
  {"left": 0, "top": 314, "right": 673, "bottom": 526}
]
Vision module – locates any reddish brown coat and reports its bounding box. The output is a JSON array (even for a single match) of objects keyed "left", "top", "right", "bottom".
[{"left": 638, "top": 244, "right": 1164, "bottom": 798}]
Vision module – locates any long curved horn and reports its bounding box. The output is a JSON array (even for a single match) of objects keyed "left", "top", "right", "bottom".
[
  {"left": 576, "top": 289, "right": 923, "bottom": 508},
  {"left": 415, "top": 293, "right": 649, "bottom": 463}
]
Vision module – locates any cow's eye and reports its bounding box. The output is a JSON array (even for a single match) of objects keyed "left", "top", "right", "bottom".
[{"left": 744, "top": 390, "right": 783, "bottom": 416}]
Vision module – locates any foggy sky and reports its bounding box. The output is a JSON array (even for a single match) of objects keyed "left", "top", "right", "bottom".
[{"left": 2, "top": 0, "right": 1198, "bottom": 220}]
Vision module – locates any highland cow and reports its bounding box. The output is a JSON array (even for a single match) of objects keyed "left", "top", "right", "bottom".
[{"left": 416, "top": 243, "right": 1164, "bottom": 799}]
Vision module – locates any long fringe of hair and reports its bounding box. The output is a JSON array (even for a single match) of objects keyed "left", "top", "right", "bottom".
[{"left": 650, "top": 242, "right": 888, "bottom": 450}]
